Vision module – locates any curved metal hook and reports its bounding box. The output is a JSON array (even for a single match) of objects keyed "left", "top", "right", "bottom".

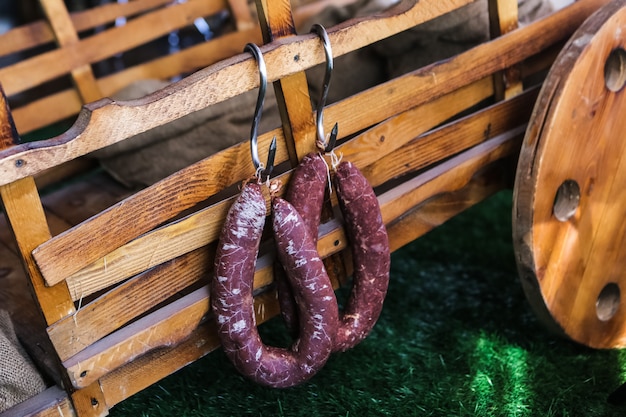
[
  {"left": 311, "top": 23, "right": 338, "bottom": 153},
  {"left": 245, "top": 42, "right": 277, "bottom": 178}
]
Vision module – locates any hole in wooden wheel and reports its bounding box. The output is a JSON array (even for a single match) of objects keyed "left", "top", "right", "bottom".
[
  {"left": 597, "top": 283, "right": 620, "bottom": 321},
  {"left": 604, "top": 48, "right": 626, "bottom": 92},
  {"left": 553, "top": 180, "right": 580, "bottom": 222}
]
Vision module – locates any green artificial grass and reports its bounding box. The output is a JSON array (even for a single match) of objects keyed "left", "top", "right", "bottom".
[{"left": 109, "top": 191, "right": 626, "bottom": 417}]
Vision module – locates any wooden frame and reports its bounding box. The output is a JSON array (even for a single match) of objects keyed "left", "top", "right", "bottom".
[{"left": 0, "top": 0, "right": 611, "bottom": 415}]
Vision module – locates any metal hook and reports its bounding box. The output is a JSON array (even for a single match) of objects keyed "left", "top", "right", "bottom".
[
  {"left": 311, "top": 23, "right": 338, "bottom": 153},
  {"left": 245, "top": 42, "right": 277, "bottom": 179}
]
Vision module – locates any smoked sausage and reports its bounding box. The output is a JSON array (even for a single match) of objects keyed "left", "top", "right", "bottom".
[
  {"left": 277, "top": 153, "right": 328, "bottom": 334},
  {"left": 212, "top": 182, "right": 338, "bottom": 388},
  {"left": 332, "top": 161, "right": 390, "bottom": 352}
]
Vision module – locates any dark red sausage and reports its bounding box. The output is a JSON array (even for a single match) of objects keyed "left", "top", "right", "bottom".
[
  {"left": 332, "top": 161, "right": 390, "bottom": 352},
  {"left": 212, "top": 183, "right": 338, "bottom": 388},
  {"left": 277, "top": 152, "right": 328, "bottom": 334},
  {"left": 285, "top": 152, "right": 328, "bottom": 242}
]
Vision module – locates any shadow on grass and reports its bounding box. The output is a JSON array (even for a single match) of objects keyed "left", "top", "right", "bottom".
[{"left": 110, "top": 191, "right": 626, "bottom": 417}]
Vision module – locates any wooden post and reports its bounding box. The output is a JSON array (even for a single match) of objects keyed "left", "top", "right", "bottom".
[
  {"left": 255, "top": 0, "right": 318, "bottom": 163},
  {"left": 488, "top": 0, "right": 523, "bottom": 99},
  {"left": 0, "top": 85, "right": 75, "bottom": 326}
]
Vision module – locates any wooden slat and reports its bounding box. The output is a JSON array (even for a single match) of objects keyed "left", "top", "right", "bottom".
[
  {"left": 489, "top": 0, "right": 523, "bottom": 99},
  {"left": 12, "top": 27, "right": 262, "bottom": 134},
  {"left": 61, "top": 77, "right": 492, "bottom": 300},
  {"left": 362, "top": 85, "right": 539, "bottom": 187},
  {"left": 0, "top": 0, "right": 177, "bottom": 57},
  {"left": 26, "top": 0, "right": 594, "bottom": 288},
  {"left": 12, "top": 89, "right": 82, "bottom": 135},
  {"left": 228, "top": 0, "right": 255, "bottom": 30},
  {"left": 0, "top": 0, "right": 483, "bottom": 185},
  {"left": 8, "top": 0, "right": 332, "bottom": 136},
  {"left": 48, "top": 246, "right": 211, "bottom": 361},
  {"left": 0, "top": 86, "right": 75, "bottom": 327},
  {"left": 40, "top": 0, "right": 103, "bottom": 103},
  {"left": 0, "top": 178, "right": 76, "bottom": 325},
  {"left": 258, "top": 0, "right": 318, "bottom": 162},
  {"left": 0, "top": 385, "right": 75, "bottom": 417},
  {"left": 62, "top": 128, "right": 521, "bottom": 390},
  {"left": 97, "top": 290, "right": 278, "bottom": 407},
  {"left": 70, "top": 381, "right": 107, "bottom": 417},
  {"left": 0, "top": 0, "right": 599, "bottom": 185},
  {"left": 0, "top": 0, "right": 227, "bottom": 97}
]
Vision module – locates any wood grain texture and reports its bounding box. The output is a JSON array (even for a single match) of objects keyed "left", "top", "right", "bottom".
[
  {"left": 362, "top": 85, "right": 538, "bottom": 187},
  {"left": 47, "top": 247, "right": 212, "bottom": 361},
  {"left": 0, "top": 0, "right": 602, "bottom": 188},
  {"left": 513, "top": 0, "right": 626, "bottom": 348}
]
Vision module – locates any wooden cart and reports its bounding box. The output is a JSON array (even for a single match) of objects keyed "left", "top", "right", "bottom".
[{"left": 0, "top": 0, "right": 623, "bottom": 415}]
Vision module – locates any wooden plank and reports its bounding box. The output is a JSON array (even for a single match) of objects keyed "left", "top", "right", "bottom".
[
  {"left": 40, "top": 0, "right": 103, "bottom": 103},
  {"left": 379, "top": 127, "right": 524, "bottom": 227},
  {"left": 63, "top": 128, "right": 520, "bottom": 392},
  {"left": 0, "top": 88, "right": 75, "bottom": 326},
  {"left": 0, "top": 0, "right": 485, "bottom": 184},
  {"left": 0, "top": 85, "right": 18, "bottom": 150},
  {"left": 362, "top": 85, "right": 538, "bottom": 187},
  {"left": 0, "top": 206, "right": 71, "bottom": 255},
  {"left": 70, "top": 382, "right": 107, "bottom": 417},
  {"left": 48, "top": 246, "right": 211, "bottom": 361},
  {"left": 60, "top": 78, "right": 492, "bottom": 299},
  {"left": 0, "top": 0, "right": 227, "bottom": 97},
  {"left": 0, "top": 0, "right": 177, "bottom": 57},
  {"left": 95, "top": 137, "right": 516, "bottom": 409},
  {"left": 386, "top": 152, "right": 516, "bottom": 252},
  {"left": 63, "top": 286, "right": 211, "bottom": 388},
  {"left": 12, "top": 89, "right": 82, "bottom": 136},
  {"left": 0, "top": 178, "right": 76, "bottom": 325}
]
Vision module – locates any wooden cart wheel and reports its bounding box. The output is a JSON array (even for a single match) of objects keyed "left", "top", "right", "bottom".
[{"left": 513, "top": 0, "right": 626, "bottom": 349}]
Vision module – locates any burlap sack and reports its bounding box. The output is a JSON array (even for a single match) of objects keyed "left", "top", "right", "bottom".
[
  {"left": 373, "top": 0, "right": 554, "bottom": 77},
  {"left": 0, "top": 309, "right": 46, "bottom": 413},
  {"left": 92, "top": 83, "right": 283, "bottom": 188}
]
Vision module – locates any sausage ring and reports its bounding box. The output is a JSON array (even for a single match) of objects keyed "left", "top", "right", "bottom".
[{"left": 212, "top": 182, "right": 338, "bottom": 387}]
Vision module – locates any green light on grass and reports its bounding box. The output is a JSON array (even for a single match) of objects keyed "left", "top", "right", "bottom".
[{"left": 469, "top": 333, "right": 533, "bottom": 416}]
